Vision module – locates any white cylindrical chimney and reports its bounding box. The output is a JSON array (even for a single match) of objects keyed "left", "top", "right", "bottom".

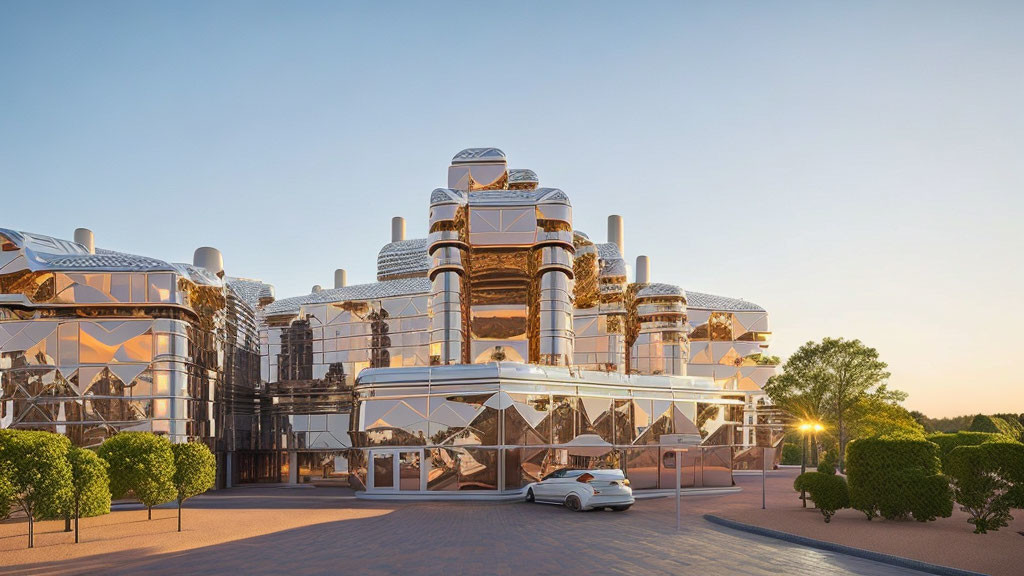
[
  {"left": 74, "top": 228, "right": 95, "bottom": 254},
  {"left": 193, "top": 247, "right": 224, "bottom": 277},
  {"left": 391, "top": 216, "right": 406, "bottom": 243},
  {"left": 258, "top": 285, "right": 276, "bottom": 307},
  {"left": 635, "top": 255, "right": 650, "bottom": 284},
  {"left": 607, "top": 215, "right": 624, "bottom": 256},
  {"left": 312, "top": 285, "right": 322, "bottom": 293},
  {"left": 334, "top": 269, "right": 347, "bottom": 289}
]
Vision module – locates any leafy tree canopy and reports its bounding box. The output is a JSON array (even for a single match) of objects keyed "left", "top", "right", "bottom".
[
  {"left": 765, "top": 337, "right": 894, "bottom": 469},
  {"left": 68, "top": 447, "right": 111, "bottom": 518},
  {"left": 848, "top": 394, "right": 925, "bottom": 440},
  {"left": 97, "top": 432, "right": 175, "bottom": 510},
  {"left": 171, "top": 442, "right": 216, "bottom": 504},
  {"left": 0, "top": 430, "right": 73, "bottom": 547},
  {"left": 0, "top": 430, "right": 73, "bottom": 520}
]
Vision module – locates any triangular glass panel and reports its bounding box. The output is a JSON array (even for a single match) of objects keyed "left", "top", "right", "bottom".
[
  {"left": 76, "top": 366, "right": 104, "bottom": 395},
  {"left": 109, "top": 364, "right": 148, "bottom": 388}
]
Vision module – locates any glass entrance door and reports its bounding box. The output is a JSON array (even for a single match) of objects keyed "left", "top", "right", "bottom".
[
  {"left": 367, "top": 449, "right": 424, "bottom": 492},
  {"left": 398, "top": 451, "right": 421, "bottom": 491},
  {"left": 371, "top": 451, "right": 395, "bottom": 490}
]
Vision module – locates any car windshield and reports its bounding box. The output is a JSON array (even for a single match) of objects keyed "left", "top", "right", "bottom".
[
  {"left": 590, "top": 470, "right": 625, "bottom": 479},
  {"left": 542, "top": 469, "right": 607, "bottom": 480},
  {"left": 542, "top": 469, "right": 587, "bottom": 480}
]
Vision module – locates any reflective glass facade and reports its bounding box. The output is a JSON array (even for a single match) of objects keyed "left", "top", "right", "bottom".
[
  {"left": 0, "top": 231, "right": 261, "bottom": 487},
  {"left": 1, "top": 147, "right": 779, "bottom": 494}
]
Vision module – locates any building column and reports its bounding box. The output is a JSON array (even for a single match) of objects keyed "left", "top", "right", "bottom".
[{"left": 288, "top": 451, "right": 298, "bottom": 485}]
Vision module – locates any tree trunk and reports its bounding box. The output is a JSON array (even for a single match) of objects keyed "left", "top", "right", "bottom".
[
  {"left": 148, "top": 506, "right": 152, "bottom": 520},
  {"left": 75, "top": 497, "right": 80, "bottom": 544},
  {"left": 177, "top": 499, "right": 182, "bottom": 532},
  {"left": 65, "top": 511, "right": 72, "bottom": 532},
  {"left": 28, "top": 514, "right": 33, "bottom": 549},
  {"left": 838, "top": 414, "right": 846, "bottom": 473}
]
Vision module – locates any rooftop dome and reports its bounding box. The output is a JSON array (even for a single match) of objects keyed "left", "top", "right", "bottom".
[{"left": 451, "top": 147, "right": 506, "bottom": 164}]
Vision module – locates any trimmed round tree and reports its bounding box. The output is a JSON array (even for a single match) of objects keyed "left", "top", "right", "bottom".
[
  {"left": 0, "top": 430, "right": 73, "bottom": 548},
  {"left": 794, "top": 470, "right": 850, "bottom": 523},
  {"left": 67, "top": 447, "right": 112, "bottom": 543},
  {"left": 171, "top": 442, "right": 216, "bottom": 532},
  {"left": 97, "top": 432, "right": 175, "bottom": 520}
]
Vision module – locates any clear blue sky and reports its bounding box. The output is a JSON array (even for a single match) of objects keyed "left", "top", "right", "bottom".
[{"left": 2, "top": 1, "right": 1022, "bottom": 417}]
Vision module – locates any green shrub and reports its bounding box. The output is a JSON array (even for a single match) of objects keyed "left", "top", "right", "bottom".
[
  {"left": 97, "top": 432, "right": 175, "bottom": 519},
  {"left": 927, "top": 431, "right": 1003, "bottom": 468},
  {"left": 781, "top": 442, "right": 801, "bottom": 465},
  {"left": 898, "top": 470, "right": 954, "bottom": 522},
  {"left": 817, "top": 450, "right": 837, "bottom": 475},
  {"left": 794, "top": 471, "right": 814, "bottom": 493},
  {"left": 795, "top": 471, "right": 849, "bottom": 522},
  {"left": 846, "top": 437, "right": 951, "bottom": 522},
  {"left": 946, "top": 441, "right": 1024, "bottom": 533}
]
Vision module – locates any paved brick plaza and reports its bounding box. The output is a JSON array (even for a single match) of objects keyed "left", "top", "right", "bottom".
[{"left": 1, "top": 475, "right": 927, "bottom": 576}]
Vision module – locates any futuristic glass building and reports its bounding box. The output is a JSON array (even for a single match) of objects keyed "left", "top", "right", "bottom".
[{"left": 0, "top": 147, "right": 779, "bottom": 495}]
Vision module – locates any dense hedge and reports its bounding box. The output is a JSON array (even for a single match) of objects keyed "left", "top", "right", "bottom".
[
  {"left": 946, "top": 441, "right": 1024, "bottom": 533},
  {"left": 794, "top": 471, "right": 849, "bottom": 523},
  {"left": 927, "top": 431, "right": 1002, "bottom": 467},
  {"left": 846, "top": 437, "right": 952, "bottom": 522}
]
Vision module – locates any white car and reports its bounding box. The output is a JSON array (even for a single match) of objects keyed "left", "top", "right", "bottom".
[{"left": 525, "top": 469, "right": 634, "bottom": 512}]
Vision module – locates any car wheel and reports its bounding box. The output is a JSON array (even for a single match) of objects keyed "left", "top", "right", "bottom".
[
  {"left": 526, "top": 488, "right": 535, "bottom": 503},
  {"left": 610, "top": 505, "right": 631, "bottom": 512},
  {"left": 565, "top": 494, "right": 583, "bottom": 512}
]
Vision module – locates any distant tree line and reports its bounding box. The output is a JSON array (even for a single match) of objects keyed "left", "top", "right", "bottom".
[{"left": 910, "top": 412, "right": 1024, "bottom": 441}]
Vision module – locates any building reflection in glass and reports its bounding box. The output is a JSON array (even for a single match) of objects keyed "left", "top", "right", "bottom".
[{"left": 1, "top": 147, "right": 782, "bottom": 494}]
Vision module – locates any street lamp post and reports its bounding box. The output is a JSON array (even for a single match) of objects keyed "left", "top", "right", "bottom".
[
  {"left": 672, "top": 448, "right": 687, "bottom": 531},
  {"left": 799, "top": 423, "right": 810, "bottom": 507},
  {"left": 798, "top": 422, "right": 824, "bottom": 508}
]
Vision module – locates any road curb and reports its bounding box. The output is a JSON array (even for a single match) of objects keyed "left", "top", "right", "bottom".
[{"left": 702, "top": 514, "right": 987, "bottom": 576}]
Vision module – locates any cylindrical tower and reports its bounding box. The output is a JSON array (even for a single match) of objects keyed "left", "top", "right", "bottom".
[
  {"left": 193, "top": 247, "right": 225, "bottom": 277},
  {"left": 74, "top": 228, "right": 95, "bottom": 254},
  {"left": 427, "top": 189, "right": 469, "bottom": 365},
  {"left": 596, "top": 242, "right": 628, "bottom": 373},
  {"left": 607, "top": 215, "right": 624, "bottom": 258},
  {"left": 635, "top": 255, "right": 650, "bottom": 284},
  {"left": 629, "top": 283, "right": 688, "bottom": 376},
  {"left": 537, "top": 244, "right": 575, "bottom": 366},
  {"left": 532, "top": 191, "right": 575, "bottom": 366},
  {"left": 391, "top": 217, "right": 406, "bottom": 243}
]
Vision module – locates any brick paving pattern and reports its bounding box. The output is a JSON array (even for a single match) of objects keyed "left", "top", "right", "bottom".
[{"left": 1, "top": 477, "right": 926, "bottom": 576}]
